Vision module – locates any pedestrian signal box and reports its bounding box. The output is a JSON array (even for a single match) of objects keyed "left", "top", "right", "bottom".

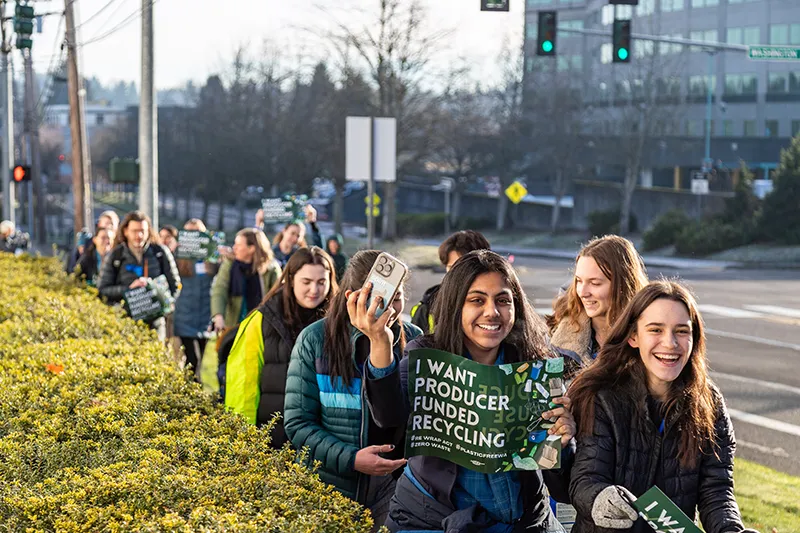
[{"left": 12, "top": 165, "right": 30, "bottom": 182}]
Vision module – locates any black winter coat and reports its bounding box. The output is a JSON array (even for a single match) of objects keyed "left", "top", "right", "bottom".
[
  {"left": 569, "top": 387, "right": 746, "bottom": 533},
  {"left": 256, "top": 296, "right": 314, "bottom": 447}
]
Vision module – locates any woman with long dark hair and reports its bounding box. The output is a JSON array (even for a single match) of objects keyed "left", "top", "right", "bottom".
[
  {"left": 363, "top": 250, "right": 576, "bottom": 532},
  {"left": 225, "top": 246, "right": 338, "bottom": 448},
  {"left": 547, "top": 235, "right": 648, "bottom": 378},
  {"left": 568, "top": 281, "right": 756, "bottom": 533},
  {"left": 283, "top": 250, "right": 422, "bottom": 529}
]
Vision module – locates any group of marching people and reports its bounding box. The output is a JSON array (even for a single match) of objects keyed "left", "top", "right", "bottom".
[
  {"left": 220, "top": 228, "right": 758, "bottom": 533},
  {"left": 64, "top": 204, "right": 757, "bottom": 533}
]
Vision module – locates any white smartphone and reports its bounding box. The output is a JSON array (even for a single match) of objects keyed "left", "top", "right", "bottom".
[{"left": 364, "top": 252, "right": 408, "bottom": 319}]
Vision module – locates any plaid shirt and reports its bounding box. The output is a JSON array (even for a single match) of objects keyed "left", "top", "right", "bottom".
[{"left": 452, "top": 349, "right": 523, "bottom": 532}]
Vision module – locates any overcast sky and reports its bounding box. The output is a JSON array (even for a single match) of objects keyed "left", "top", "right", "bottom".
[{"left": 26, "top": 0, "right": 525, "bottom": 90}]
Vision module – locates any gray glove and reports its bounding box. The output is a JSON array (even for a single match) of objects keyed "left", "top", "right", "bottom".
[{"left": 591, "top": 485, "right": 639, "bottom": 529}]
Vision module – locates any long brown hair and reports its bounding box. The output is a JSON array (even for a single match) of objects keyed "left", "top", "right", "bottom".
[
  {"left": 177, "top": 219, "right": 209, "bottom": 279},
  {"left": 324, "top": 250, "right": 407, "bottom": 387},
  {"left": 431, "top": 250, "right": 551, "bottom": 362},
  {"left": 236, "top": 228, "right": 274, "bottom": 275},
  {"left": 261, "top": 247, "right": 339, "bottom": 335},
  {"left": 114, "top": 211, "right": 160, "bottom": 248},
  {"left": 548, "top": 235, "right": 648, "bottom": 332},
  {"left": 568, "top": 280, "right": 717, "bottom": 468}
]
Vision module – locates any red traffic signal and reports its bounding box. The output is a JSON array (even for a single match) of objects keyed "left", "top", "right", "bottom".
[{"left": 12, "top": 165, "right": 31, "bottom": 182}]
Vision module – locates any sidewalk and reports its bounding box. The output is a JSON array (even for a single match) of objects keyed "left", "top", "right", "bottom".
[{"left": 406, "top": 238, "right": 742, "bottom": 270}]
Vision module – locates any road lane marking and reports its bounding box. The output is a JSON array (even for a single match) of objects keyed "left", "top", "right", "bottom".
[
  {"left": 727, "top": 408, "right": 800, "bottom": 438},
  {"left": 743, "top": 304, "right": 800, "bottom": 319},
  {"left": 711, "top": 371, "right": 800, "bottom": 396},
  {"left": 737, "top": 439, "right": 790, "bottom": 458},
  {"left": 698, "top": 304, "right": 764, "bottom": 319},
  {"left": 705, "top": 328, "right": 800, "bottom": 352}
]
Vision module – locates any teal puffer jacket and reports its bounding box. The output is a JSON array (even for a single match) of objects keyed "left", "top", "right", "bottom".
[{"left": 283, "top": 317, "right": 421, "bottom": 501}]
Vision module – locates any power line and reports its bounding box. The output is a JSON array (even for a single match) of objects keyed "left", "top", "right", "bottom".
[
  {"left": 81, "top": 0, "right": 158, "bottom": 47},
  {"left": 35, "top": 13, "right": 66, "bottom": 120},
  {"left": 74, "top": 0, "right": 123, "bottom": 30}
]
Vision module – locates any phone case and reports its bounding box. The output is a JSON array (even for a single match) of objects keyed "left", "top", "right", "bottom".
[{"left": 364, "top": 252, "right": 408, "bottom": 318}]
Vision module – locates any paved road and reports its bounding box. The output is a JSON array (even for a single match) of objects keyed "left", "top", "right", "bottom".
[{"left": 402, "top": 256, "right": 800, "bottom": 477}]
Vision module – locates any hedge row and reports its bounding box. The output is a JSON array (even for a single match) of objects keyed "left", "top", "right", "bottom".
[{"left": 0, "top": 254, "right": 373, "bottom": 532}]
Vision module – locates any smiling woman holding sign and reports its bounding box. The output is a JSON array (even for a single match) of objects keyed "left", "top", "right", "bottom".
[
  {"left": 568, "top": 281, "right": 757, "bottom": 533},
  {"left": 363, "top": 250, "right": 577, "bottom": 533}
]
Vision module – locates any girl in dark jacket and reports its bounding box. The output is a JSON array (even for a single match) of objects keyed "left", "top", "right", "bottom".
[
  {"left": 547, "top": 235, "right": 648, "bottom": 379},
  {"left": 75, "top": 226, "right": 115, "bottom": 286},
  {"left": 568, "top": 281, "right": 757, "bottom": 533},
  {"left": 172, "top": 219, "right": 216, "bottom": 380},
  {"left": 283, "top": 250, "right": 422, "bottom": 531},
  {"left": 225, "top": 246, "right": 338, "bottom": 448},
  {"left": 361, "top": 250, "right": 576, "bottom": 533}
]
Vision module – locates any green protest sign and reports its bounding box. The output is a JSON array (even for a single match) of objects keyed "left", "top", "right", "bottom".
[
  {"left": 406, "top": 348, "right": 564, "bottom": 473},
  {"left": 123, "top": 275, "right": 173, "bottom": 322},
  {"left": 630, "top": 486, "right": 702, "bottom": 533},
  {"left": 175, "top": 230, "right": 225, "bottom": 262}
]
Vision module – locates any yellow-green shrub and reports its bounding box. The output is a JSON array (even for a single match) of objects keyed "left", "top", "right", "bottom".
[{"left": 0, "top": 253, "right": 373, "bottom": 532}]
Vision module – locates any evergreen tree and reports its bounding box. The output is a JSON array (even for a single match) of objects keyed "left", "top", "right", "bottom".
[{"left": 760, "top": 135, "right": 800, "bottom": 244}]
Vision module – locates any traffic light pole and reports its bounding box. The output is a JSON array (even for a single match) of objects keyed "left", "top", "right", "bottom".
[
  {"left": 0, "top": 2, "right": 14, "bottom": 224},
  {"left": 23, "top": 47, "right": 43, "bottom": 242}
]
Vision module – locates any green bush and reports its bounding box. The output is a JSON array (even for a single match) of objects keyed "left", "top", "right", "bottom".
[
  {"left": 587, "top": 208, "right": 638, "bottom": 237},
  {"left": 0, "top": 254, "right": 373, "bottom": 532},
  {"left": 674, "top": 220, "right": 753, "bottom": 257},
  {"left": 642, "top": 210, "right": 693, "bottom": 251}
]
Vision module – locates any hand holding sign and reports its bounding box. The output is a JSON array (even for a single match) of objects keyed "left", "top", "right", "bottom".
[{"left": 542, "top": 396, "right": 576, "bottom": 447}]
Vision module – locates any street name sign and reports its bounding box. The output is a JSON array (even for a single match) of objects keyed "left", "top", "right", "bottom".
[{"left": 748, "top": 46, "right": 800, "bottom": 61}]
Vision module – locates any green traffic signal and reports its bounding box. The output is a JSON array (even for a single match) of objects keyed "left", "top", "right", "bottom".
[
  {"left": 542, "top": 40, "right": 553, "bottom": 53},
  {"left": 617, "top": 48, "right": 628, "bottom": 60}
]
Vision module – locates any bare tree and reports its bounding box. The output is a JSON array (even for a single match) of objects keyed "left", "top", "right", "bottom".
[
  {"left": 322, "top": 0, "right": 451, "bottom": 239},
  {"left": 588, "top": 21, "right": 688, "bottom": 234}
]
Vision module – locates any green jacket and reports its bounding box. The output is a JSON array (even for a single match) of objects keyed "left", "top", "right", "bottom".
[
  {"left": 283, "top": 318, "right": 422, "bottom": 501},
  {"left": 210, "top": 258, "right": 281, "bottom": 328}
]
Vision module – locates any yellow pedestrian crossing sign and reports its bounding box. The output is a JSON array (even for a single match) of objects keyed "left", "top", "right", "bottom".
[
  {"left": 365, "top": 206, "right": 380, "bottom": 217},
  {"left": 505, "top": 181, "right": 528, "bottom": 204},
  {"left": 365, "top": 193, "right": 381, "bottom": 206}
]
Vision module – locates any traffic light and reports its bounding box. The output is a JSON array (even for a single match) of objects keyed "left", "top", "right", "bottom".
[
  {"left": 613, "top": 19, "right": 631, "bottom": 63},
  {"left": 14, "top": 2, "right": 35, "bottom": 50},
  {"left": 12, "top": 165, "right": 30, "bottom": 183},
  {"left": 536, "top": 11, "right": 556, "bottom": 57}
]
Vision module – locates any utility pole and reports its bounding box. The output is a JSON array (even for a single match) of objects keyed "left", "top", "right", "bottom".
[
  {"left": 23, "top": 48, "right": 43, "bottom": 242},
  {"left": 139, "top": 0, "right": 157, "bottom": 227},
  {"left": 0, "top": 1, "right": 14, "bottom": 224},
  {"left": 64, "top": 0, "right": 91, "bottom": 235}
]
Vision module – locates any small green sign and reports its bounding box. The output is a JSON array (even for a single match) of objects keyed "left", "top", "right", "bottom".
[
  {"left": 176, "top": 230, "right": 225, "bottom": 262},
  {"left": 748, "top": 46, "right": 800, "bottom": 60},
  {"left": 631, "top": 486, "right": 703, "bottom": 533},
  {"left": 406, "top": 348, "right": 564, "bottom": 473}
]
